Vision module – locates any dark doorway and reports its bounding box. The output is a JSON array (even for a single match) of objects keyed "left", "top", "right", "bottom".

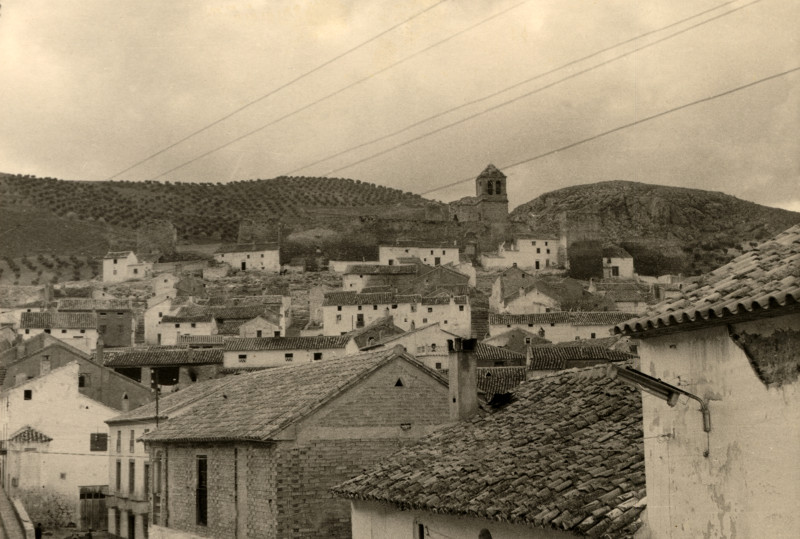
[
  {"left": 79, "top": 485, "right": 108, "bottom": 531},
  {"left": 241, "top": 261, "right": 246, "bottom": 271}
]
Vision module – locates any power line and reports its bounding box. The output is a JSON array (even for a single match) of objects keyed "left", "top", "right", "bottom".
[
  {"left": 283, "top": 0, "right": 743, "bottom": 176},
  {"left": 144, "top": 0, "right": 533, "bottom": 182},
  {"left": 322, "top": 0, "right": 764, "bottom": 178},
  {"left": 420, "top": 66, "right": 800, "bottom": 196},
  {"left": 102, "top": 0, "right": 449, "bottom": 182}
]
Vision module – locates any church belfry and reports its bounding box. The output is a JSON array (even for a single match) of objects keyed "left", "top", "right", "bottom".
[{"left": 475, "top": 164, "right": 509, "bottom": 221}]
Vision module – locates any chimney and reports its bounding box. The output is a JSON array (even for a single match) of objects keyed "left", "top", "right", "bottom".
[
  {"left": 512, "top": 262, "right": 517, "bottom": 267},
  {"left": 95, "top": 334, "right": 104, "bottom": 365},
  {"left": 121, "top": 393, "right": 130, "bottom": 412},
  {"left": 447, "top": 337, "right": 478, "bottom": 421}
]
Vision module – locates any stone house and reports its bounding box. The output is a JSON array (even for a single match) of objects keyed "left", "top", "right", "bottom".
[
  {"left": 214, "top": 243, "right": 280, "bottom": 272},
  {"left": 2, "top": 333, "right": 152, "bottom": 410},
  {"left": 447, "top": 164, "right": 509, "bottom": 222},
  {"left": 158, "top": 313, "right": 218, "bottom": 346},
  {"left": 322, "top": 291, "right": 471, "bottom": 338},
  {"left": 236, "top": 315, "right": 282, "bottom": 338},
  {"left": 143, "top": 297, "right": 194, "bottom": 345},
  {"left": 614, "top": 224, "right": 800, "bottom": 537},
  {"left": 141, "top": 347, "right": 455, "bottom": 539},
  {"left": 57, "top": 297, "right": 136, "bottom": 348},
  {"left": 105, "top": 376, "right": 241, "bottom": 539},
  {"left": 333, "top": 364, "right": 646, "bottom": 538},
  {"left": 602, "top": 245, "right": 634, "bottom": 279},
  {"left": 481, "top": 235, "right": 559, "bottom": 270},
  {"left": 342, "top": 264, "right": 418, "bottom": 292},
  {"left": 222, "top": 335, "right": 360, "bottom": 369},
  {"left": 103, "top": 251, "right": 155, "bottom": 283},
  {"left": 102, "top": 346, "right": 223, "bottom": 392},
  {"left": 489, "top": 311, "right": 635, "bottom": 343},
  {"left": 378, "top": 241, "right": 459, "bottom": 267},
  {"left": 19, "top": 311, "right": 99, "bottom": 353},
  {"left": 0, "top": 361, "right": 152, "bottom": 531}
]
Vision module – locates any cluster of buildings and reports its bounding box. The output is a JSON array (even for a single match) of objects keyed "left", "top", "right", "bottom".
[{"left": 0, "top": 166, "right": 795, "bottom": 538}]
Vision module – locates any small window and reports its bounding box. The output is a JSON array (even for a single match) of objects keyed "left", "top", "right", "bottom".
[
  {"left": 175, "top": 324, "right": 180, "bottom": 328},
  {"left": 430, "top": 344, "right": 437, "bottom": 352},
  {"left": 116, "top": 430, "right": 122, "bottom": 452},
  {"left": 373, "top": 305, "right": 378, "bottom": 310},
  {"left": 285, "top": 353, "right": 293, "bottom": 362},
  {"left": 427, "top": 307, "right": 433, "bottom": 313},
  {"left": 61, "top": 329, "right": 67, "bottom": 334},
  {"left": 78, "top": 374, "right": 88, "bottom": 388},
  {"left": 158, "top": 312, "right": 163, "bottom": 317},
  {"left": 395, "top": 378, "right": 404, "bottom": 387},
  {"left": 336, "top": 314, "right": 342, "bottom": 322},
  {"left": 411, "top": 305, "right": 417, "bottom": 312},
  {"left": 546, "top": 249, "right": 550, "bottom": 254},
  {"left": 443, "top": 320, "right": 448, "bottom": 324},
  {"left": 238, "top": 354, "right": 247, "bottom": 363},
  {"left": 80, "top": 329, "right": 86, "bottom": 334},
  {"left": 422, "top": 318, "right": 428, "bottom": 324},
  {"left": 274, "top": 331, "right": 281, "bottom": 337},
  {"left": 133, "top": 268, "right": 139, "bottom": 274},
  {"left": 536, "top": 248, "right": 541, "bottom": 254},
  {"left": 313, "top": 352, "right": 322, "bottom": 361},
  {"left": 44, "top": 329, "right": 51, "bottom": 334},
  {"left": 531, "top": 241, "right": 536, "bottom": 246},
  {"left": 459, "top": 305, "right": 464, "bottom": 312},
  {"left": 391, "top": 304, "right": 397, "bottom": 309},
  {"left": 24, "top": 389, "right": 32, "bottom": 400},
  {"left": 337, "top": 306, "right": 342, "bottom": 311},
  {"left": 130, "top": 430, "right": 135, "bottom": 453},
  {"left": 116, "top": 460, "right": 121, "bottom": 491},
  {"left": 435, "top": 362, "right": 442, "bottom": 369},
  {"left": 591, "top": 333, "right": 596, "bottom": 339},
  {"left": 196, "top": 456, "right": 208, "bottom": 526},
  {"left": 357, "top": 305, "right": 362, "bottom": 311},
  {"left": 191, "top": 323, "right": 197, "bottom": 328},
  {"left": 25, "top": 329, "right": 30, "bottom": 334}
]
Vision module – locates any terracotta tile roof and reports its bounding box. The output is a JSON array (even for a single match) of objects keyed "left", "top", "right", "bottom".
[
  {"left": 528, "top": 344, "right": 636, "bottom": 368},
  {"left": 528, "top": 355, "right": 567, "bottom": 370},
  {"left": 381, "top": 240, "right": 457, "bottom": 249},
  {"left": 161, "top": 313, "right": 214, "bottom": 323},
  {"left": 323, "top": 291, "right": 397, "bottom": 306},
  {"left": 490, "top": 312, "right": 636, "bottom": 327},
  {"left": 104, "top": 251, "right": 133, "bottom": 259},
  {"left": 224, "top": 336, "right": 352, "bottom": 351},
  {"left": 107, "top": 376, "right": 241, "bottom": 424},
  {"left": 178, "top": 335, "right": 226, "bottom": 345},
  {"left": 103, "top": 347, "right": 223, "bottom": 367},
  {"left": 616, "top": 225, "right": 800, "bottom": 336},
  {"left": 332, "top": 365, "right": 645, "bottom": 537},
  {"left": 185, "top": 304, "right": 280, "bottom": 321},
  {"left": 7, "top": 332, "right": 90, "bottom": 362},
  {"left": 474, "top": 342, "right": 525, "bottom": 361},
  {"left": 218, "top": 320, "right": 246, "bottom": 335},
  {"left": 476, "top": 366, "right": 527, "bottom": 398},
  {"left": 602, "top": 245, "right": 632, "bottom": 258},
  {"left": 9, "top": 426, "right": 52, "bottom": 444},
  {"left": 142, "top": 348, "right": 442, "bottom": 443},
  {"left": 57, "top": 298, "right": 132, "bottom": 311},
  {"left": 344, "top": 265, "right": 417, "bottom": 275},
  {"left": 359, "top": 286, "right": 394, "bottom": 294},
  {"left": 20, "top": 312, "right": 97, "bottom": 329},
  {"left": 214, "top": 243, "right": 279, "bottom": 254}
]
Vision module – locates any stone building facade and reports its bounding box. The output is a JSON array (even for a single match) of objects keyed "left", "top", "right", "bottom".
[{"left": 449, "top": 164, "right": 509, "bottom": 222}]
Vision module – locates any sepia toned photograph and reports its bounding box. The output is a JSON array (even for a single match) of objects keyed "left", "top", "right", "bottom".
[{"left": 0, "top": 1, "right": 798, "bottom": 538}]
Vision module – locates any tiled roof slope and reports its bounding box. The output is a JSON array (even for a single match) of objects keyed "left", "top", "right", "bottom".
[
  {"left": 9, "top": 426, "right": 52, "bottom": 444},
  {"left": 205, "top": 295, "right": 285, "bottom": 306},
  {"left": 491, "top": 312, "right": 636, "bottom": 327},
  {"left": 143, "top": 348, "right": 443, "bottom": 443},
  {"left": 215, "top": 243, "right": 279, "bottom": 254},
  {"left": 225, "top": 336, "right": 352, "bottom": 351},
  {"left": 528, "top": 344, "right": 636, "bottom": 367},
  {"left": 20, "top": 312, "right": 97, "bottom": 329},
  {"left": 57, "top": 298, "right": 132, "bottom": 311},
  {"left": 324, "top": 291, "right": 468, "bottom": 307},
  {"left": 474, "top": 342, "right": 524, "bottom": 361},
  {"left": 104, "top": 251, "right": 133, "bottom": 259},
  {"left": 103, "top": 347, "right": 223, "bottom": 367},
  {"left": 477, "top": 367, "right": 526, "bottom": 398},
  {"left": 616, "top": 225, "right": 800, "bottom": 336},
  {"left": 333, "top": 366, "right": 645, "bottom": 537},
  {"left": 344, "top": 264, "right": 417, "bottom": 275},
  {"left": 178, "top": 335, "right": 227, "bottom": 345},
  {"left": 107, "top": 376, "right": 241, "bottom": 424}
]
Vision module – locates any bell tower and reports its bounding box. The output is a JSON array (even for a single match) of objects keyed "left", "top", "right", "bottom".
[{"left": 475, "top": 164, "right": 508, "bottom": 221}]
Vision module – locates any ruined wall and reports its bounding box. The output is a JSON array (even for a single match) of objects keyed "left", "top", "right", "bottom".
[{"left": 137, "top": 220, "right": 177, "bottom": 256}]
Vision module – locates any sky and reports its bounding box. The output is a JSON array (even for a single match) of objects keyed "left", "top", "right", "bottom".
[{"left": 1, "top": 0, "right": 798, "bottom": 212}]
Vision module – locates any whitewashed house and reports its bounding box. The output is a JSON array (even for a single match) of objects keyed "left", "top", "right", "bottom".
[
  {"left": 322, "top": 291, "right": 471, "bottom": 338},
  {"left": 214, "top": 243, "right": 280, "bottom": 272},
  {"left": 481, "top": 235, "right": 559, "bottom": 270},
  {"left": 222, "top": 335, "right": 359, "bottom": 369},
  {"left": 18, "top": 311, "right": 98, "bottom": 353},
  {"left": 602, "top": 245, "right": 634, "bottom": 279},
  {"left": 157, "top": 313, "right": 217, "bottom": 346},
  {"left": 489, "top": 311, "right": 635, "bottom": 343},
  {"left": 614, "top": 224, "right": 800, "bottom": 538},
  {"left": 379, "top": 242, "right": 459, "bottom": 267},
  {"left": 102, "top": 251, "right": 155, "bottom": 283}
]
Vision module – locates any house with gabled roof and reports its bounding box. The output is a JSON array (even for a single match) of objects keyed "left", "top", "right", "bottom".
[
  {"left": 104, "top": 376, "right": 241, "bottom": 539},
  {"left": 602, "top": 245, "right": 634, "bottom": 279},
  {"left": 222, "top": 335, "right": 359, "bottom": 369},
  {"left": 613, "top": 224, "right": 800, "bottom": 538},
  {"left": 333, "top": 364, "right": 646, "bottom": 538},
  {"left": 101, "top": 345, "right": 223, "bottom": 392},
  {"left": 57, "top": 297, "right": 136, "bottom": 348},
  {"left": 379, "top": 240, "right": 459, "bottom": 267},
  {"left": 346, "top": 315, "right": 405, "bottom": 349},
  {"left": 213, "top": 242, "right": 280, "bottom": 272},
  {"left": 141, "top": 347, "right": 458, "bottom": 539},
  {"left": 19, "top": 311, "right": 99, "bottom": 353},
  {"left": 482, "top": 327, "right": 551, "bottom": 354},
  {"left": 489, "top": 311, "right": 635, "bottom": 343},
  {"left": 0, "top": 361, "right": 152, "bottom": 532},
  {"left": 103, "top": 250, "right": 156, "bottom": 283},
  {"left": 342, "top": 263, "right": 418, "bottom": 292}
]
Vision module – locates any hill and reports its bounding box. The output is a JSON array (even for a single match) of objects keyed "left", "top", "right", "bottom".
[
  {"left": 0, "top": 173, "right": 439, "bottom": 256},
  {"left": 510, "top": 180, "right": 800, "bottom": 274}
]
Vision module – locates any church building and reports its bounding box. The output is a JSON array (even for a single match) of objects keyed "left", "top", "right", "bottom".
[{"left": 449, "top": 164, "right": 509, "bottom": 222}]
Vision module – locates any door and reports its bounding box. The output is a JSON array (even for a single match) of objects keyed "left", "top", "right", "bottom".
[
  {"left": 356, "top": 314, "right": 364, "bottom": 328},
  {"left": 434, "top": 257, "right": 441, "bottom": 266},
  {"left": 128, "top": 512, "right": 136, "bottom": 539},
  {"left": 79, "top": 485, "right": 108, "bottom": 531},
  {"left": 241, "top": 261, "right": 247, "bottom": 270}
]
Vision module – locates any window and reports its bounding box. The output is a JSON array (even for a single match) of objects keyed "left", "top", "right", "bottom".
[
  {"left": 158, "top": 312, "right": 162, "bottom": 317},
  {"left": 435, "top": 362, "right": 442, "bottom": 369},
  {"left": 430, "top": 344, "right": 437, "bottom": 352},
  {"left": 443, "top": 320, "right": 448, "bottom": 324},
  {"left": 337, "top": 306, "right": 342, "bottom": 311},
  {"left": 410, "top": 305, "right": 417, "bottom": 313},
  {"left": 531, "top": 241, "right": 536, "bottom": 246},
  {"left": 113, "top": 259, "right": 118, "bottom": 264},
  {"left": 336, "top": 314, "right": 342, "bottom": 322},
  {"left": 546, "top": 249, "right": 550, "bottom": 254},
  {"left": 191, "top": 323, "right": 197, "bottom": 328},
  {"left": 545, "top": 241, "right": 549, "bottom": 246},
  {"left": 129, "top": 460, "right": 136, "bottom": 494},
  {"left": 80, "top": 329, "right": 86, "bottom": 334},
  {"left": 61, "top": 329, "right": 67, "bottom": 334},
  {"left": 525, "top": 337, "right": 531, "bottom": 344},
  {"left": 285, "top": 353, "right": 293, "bottom": 362},
  {"left": 196, "top": 456, "right": 208, "bottom": 526},
  {"left": 427, "top": 307, "right": 433, "bottom": 313},
  {"left": 373, "top": 305, "right": 378, "bottom": 310},
  {"left": 130, "top": 430, "right": 135, "bottom": 453},
  {"left": 391, "top": 304, "right": 397, "bottom": 309},
  {"left": 238, "top": 354, "right": 247, "bottom": 363},
  {"left": 25, "top": 329, "right": 30, "bottom": 334},
  {"left": 114, "top": 508, "right": 121, "bottom": 536},
  {"left": 23, "top": 390, "right": 32, "bottom": 400},
  {"left": 116, "top": 430, "right": 122, "bottom": 452},
  {"left": 261, "top": 254, "right": 264, "bottom": 258},
  {"left": 274, "top": 331, "right": 281, "bottom": 337},
  {"left": 78, "top": 374, "right": 88, "bottom": 388},
  {"left": 357, "top": 305, "right": 362, "bottom": 311},
  {"left": 116, "top": 460, "right": 121, "bottom": 491},
  {"left": 144, "top": 462, "right": 150, "bottom": 499},
  {"left": 422, "top": 318, "right": 428, "bottom": 324},
  {"left": 313, "top": 352, "right": 322, "bottom": 361},
  {"left": 430, "top": 250, "right": 434, "bottom": 255},
  {"left": 174, "top": 324, "right": 180, "bottom": 328},
  {"left": 133, "top": 268, "right": 139, "bottom": 274},
  {"left": 90, "top": 433, "right": 108, "bottom": 452},
  {"left": 536, "top": 248, "right": 541, "bottom": 254},
  {"left": 44, "top": 329, "right": 51, "bottom": 334},
  {"left": 591, "top": 333, "right": 596, "bottom": 339},
  {"left": 612, "top": 266, "right": 620, "bottom": 277}
]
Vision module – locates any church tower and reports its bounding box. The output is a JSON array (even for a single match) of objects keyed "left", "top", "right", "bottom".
[{"left": 475, "top": 164, "right": 509, "bottom": 221}]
